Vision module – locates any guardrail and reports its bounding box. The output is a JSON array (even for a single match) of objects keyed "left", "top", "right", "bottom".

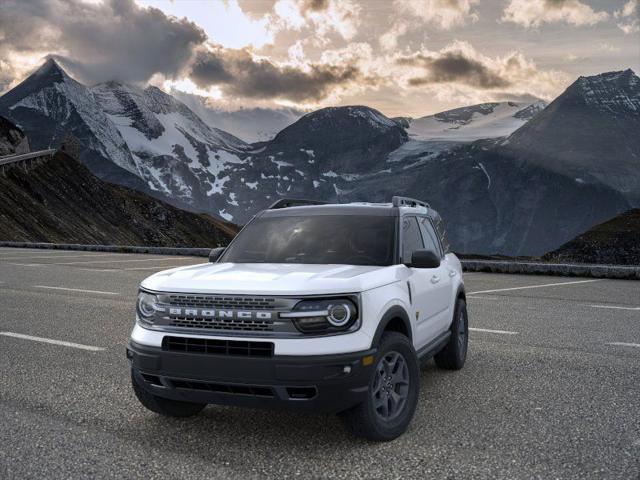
[
  {"left": 0, "top": 149, "right": 57, "bottom": 171},
  {"left": 462, "top": 259, "right": 640, "bottom": 280}
]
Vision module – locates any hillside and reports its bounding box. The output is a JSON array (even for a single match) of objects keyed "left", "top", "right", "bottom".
[
  {"left": 543, "top": 209, "right": 640, "bottom": 265},
  {"left": 0, "top": 150, "right": 237, "bottom": 246}
]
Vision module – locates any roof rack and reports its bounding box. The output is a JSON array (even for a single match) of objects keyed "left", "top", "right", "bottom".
[
  {"left": 268, "top": 198, "right": 328, "bottom": 210},
  {"left": 391, "top": 196, "right": 430, "bottom": 209}
]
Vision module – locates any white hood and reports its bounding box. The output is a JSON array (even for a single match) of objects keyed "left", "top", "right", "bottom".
[{"left": 141, "top": 262, "right": 404, "bottom": 295}]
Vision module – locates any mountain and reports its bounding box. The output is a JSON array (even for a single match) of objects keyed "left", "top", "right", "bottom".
[
  {"left": 502, "top": 69, "right": 640, "bottom": 203},
  {"left": 0, "top": 59, "right": 253, "bottom": 218},
  {"left": 1, "top": 61, "right": 637, "bottom": 257},
  {"left": 405, "top": 101, "right": 546, "bottom": 142},
  {"left": 543, "top": 209, "right": 640, "bottom": 265},
  {"left": 0, "top": 149, "right": 237, "bottom": 246},
  {"left": 172, "top": 91, "right": 302, "bottom": 143}
]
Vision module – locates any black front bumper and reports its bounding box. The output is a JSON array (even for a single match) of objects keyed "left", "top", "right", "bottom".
[{"left": 127, "top": 341, "right": 376, "bottom": 414}]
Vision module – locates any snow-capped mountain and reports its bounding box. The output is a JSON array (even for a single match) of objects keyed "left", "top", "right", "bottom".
[
  {"left": 405, "top": 101, "right": 546, "bottom": 142},
  {"left": 0, "top": 59, "right": 253, "bottom": 216}
]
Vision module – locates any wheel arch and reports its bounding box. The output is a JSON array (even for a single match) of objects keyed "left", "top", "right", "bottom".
[{"left": 371, "top": 306, "right": 413, "bottom": 347}]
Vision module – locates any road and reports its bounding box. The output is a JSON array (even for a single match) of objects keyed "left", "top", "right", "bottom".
[{"left": 0, "top": 247, "right": 638, "bottom": 479}]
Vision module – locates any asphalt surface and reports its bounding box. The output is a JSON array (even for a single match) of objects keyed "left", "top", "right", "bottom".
[{"left": 0, "top": 247, "right": 638, "bottom": 479}]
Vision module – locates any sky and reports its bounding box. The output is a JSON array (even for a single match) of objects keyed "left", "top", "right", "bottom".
[{"left": 1, "top": 0, "right": 638, "bottom": 117}]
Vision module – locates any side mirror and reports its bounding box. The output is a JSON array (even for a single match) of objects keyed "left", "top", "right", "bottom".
[
  {"left": 409, "top": 249, "right": 440, "bottom": 268},
  {"left": 209, "top": 247, "right": 226, "bottom": 263}
]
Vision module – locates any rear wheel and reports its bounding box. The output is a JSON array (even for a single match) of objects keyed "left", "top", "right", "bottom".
[
  {"left": 131, "top": 370, "right": 206, "bottom": 417},
  {"left": 434, "top": 298, "right": 468, "bottom": 370},
  {"left": 339, "top": 332, "right": 419, "bottom": 441}
]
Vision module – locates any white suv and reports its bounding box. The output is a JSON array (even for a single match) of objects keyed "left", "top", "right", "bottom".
[{"left": 128, "top": 196, "right": 468, "bottom": 441}]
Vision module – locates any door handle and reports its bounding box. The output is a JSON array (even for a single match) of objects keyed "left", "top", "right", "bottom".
[
  {"left": 430, "top": 275, "right": 440, "bottom": 284},
  {"left": 449, "top": 270, "right": 457, "bottom": 277}
]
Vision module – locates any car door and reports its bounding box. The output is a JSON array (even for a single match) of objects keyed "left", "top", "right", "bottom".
[
  {"left": 401, "top": 216, "right": 443, "bottom": 348},
  {"left": 418, "top": 216, "right": 453, "bottom": 334}
]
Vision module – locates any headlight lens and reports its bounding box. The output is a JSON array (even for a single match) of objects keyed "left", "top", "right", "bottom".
[
  {"left": 137, "top": 291, "right": 158, "bottom": 323},
  {"left": 283, "top": 297, "right": 359, "bottom": 334}
]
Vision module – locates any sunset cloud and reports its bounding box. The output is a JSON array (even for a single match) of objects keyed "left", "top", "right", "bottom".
[
  {"left": 396, "top": 0, "right": 479, "bottom": 30},
  {"left": 615, "top": 0, "right": 639, "bottom": 34},
  {"left": 395, "top": 41, "right": 568, "bottom": 103},
  {"left": 502, "top": 0, "right": 609, "bottom": 28},
  {"left": 189, "top": 46, "right": 362, "bottom": 102}
]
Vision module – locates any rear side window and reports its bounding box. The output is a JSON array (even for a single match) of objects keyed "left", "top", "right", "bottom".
[
  {"left": 431, "top": 214, "right": 450, "bottom": 254},
  {"left": 419, "top": 217, "right": 442, "bottom": 257},
  {"left": 401, "top": 217, "right": 424, "bottom": 263}
]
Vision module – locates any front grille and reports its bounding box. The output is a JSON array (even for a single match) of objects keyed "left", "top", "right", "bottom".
[
  {"left": 170, "top": 379, "right": 275, "bottom": 397},
  {"left": 162, "top": 336, "right": 274, "bottom": 357},
  {"left": 168, "top": 316, "right": 274, "bottom": 332},
  {"left": 167, "top": 294, "right": 278, "bottom": 310}
]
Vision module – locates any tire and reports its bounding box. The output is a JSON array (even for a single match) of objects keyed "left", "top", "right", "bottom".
[
  {"left": 131, "top": 370, "right": 206, "bottom": 417},
  {"left": 434, "top": 298, "right": 468, "bottom": 370},
  {"left": 339, "top": 332, "right": 420, "bottom": 441}
]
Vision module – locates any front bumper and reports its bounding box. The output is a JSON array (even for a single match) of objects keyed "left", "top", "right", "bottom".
[{"left": 128, "top": 341, "right": 376, "bottom": 414}]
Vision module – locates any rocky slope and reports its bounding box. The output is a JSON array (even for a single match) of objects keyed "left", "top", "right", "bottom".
[
  {"left": 0, "top": 150, "right": 237, "bottom": 246},
  {"left": 543, "top": 209, "right": 640, "bottom": 265},
  {"left": 0, "top": 116, "right": 29, "bottom": 156}
]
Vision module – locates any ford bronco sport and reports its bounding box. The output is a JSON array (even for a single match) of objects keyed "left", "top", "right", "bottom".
[{"left": 128, "top": 196, "right": 468, "bottom": 441}]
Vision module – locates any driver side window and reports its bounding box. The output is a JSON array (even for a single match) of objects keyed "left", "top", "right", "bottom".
[{"left": 402, "top": 216, "right": 424, "bottom": 263}]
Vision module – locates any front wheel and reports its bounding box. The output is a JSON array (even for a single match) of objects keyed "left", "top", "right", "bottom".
[
  {"left": 339, "top": 332, "right": 420, "bottom": 441},
  {"left": 434, "top": 298, "right": 468, "bottom": 370}
]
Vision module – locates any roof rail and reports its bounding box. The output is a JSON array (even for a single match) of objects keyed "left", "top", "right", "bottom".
[
  {"left": 391, "top": 196, "right": 430, "bottom": 209},
  {"left": 268, "top": 198, "right": 328, "bottom": 210}
]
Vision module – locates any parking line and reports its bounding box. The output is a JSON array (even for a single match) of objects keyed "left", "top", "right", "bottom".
[
  {"left": 34, "top": 285, "right": 119, "bottom": 295},
  {"left": 470, "top": 327, "right": 518, "bottom": 335},
  {"left": 0, "top": 332, "right": 105, "bottom": 352},
  {"left": 468, "top": 279, "right": 600, "bottom": 295},
  {"left": 12, "top": 257, "right": 185, "bottom": 266},
  {"left": 0, "top": 253, "right": 125, "bottom": 261},
  {"left": 606, "top": 342, "right": 640, "bottom": 348},
  {"left": 589, "top": 305, "right": 640, "bottom": 311},
  {"left": 123, "top": 265, "right": 190, "bottom": 271}
]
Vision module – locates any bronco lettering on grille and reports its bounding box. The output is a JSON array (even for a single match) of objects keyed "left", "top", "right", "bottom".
[{"left": 168, "top": 308, "right": 274, "bottom": 320}]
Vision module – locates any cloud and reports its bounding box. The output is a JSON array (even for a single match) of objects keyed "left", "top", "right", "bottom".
[
  {"left": 379, "top": 22, "right": 409, "bottom": 51},
  {"left": 273, "top": 0, "right": 361, "bottom": 40},
  {"left": 614, "top": 0, "right": 639, "bottom": 34},
  {"left": 189, "top": 46, "right": 361, "bottom": 102},
  {"left": 394, "top": 41, "right": 568, "bottom": 102},
  {"left": 502, "top": 0, "right": 609, "bottom": 28},
  {"left": 0, "top": 0, "right": 205, "bottom": 85},
  {"left": 396, "top": 0, "right": 479, "bottom": 30}
]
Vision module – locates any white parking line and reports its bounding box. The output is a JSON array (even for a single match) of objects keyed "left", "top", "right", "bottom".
[
  {"left": 606, "top": 342, "right": 640, "bottom": 348},
  {"left": 34, "top": 285, "right": 119, "bottom": 295},
  {"left": 470, "top": 327, "right": 519, "bottom": 335},
  {"left": 589, "top": 305, "right": 640, "bottom": 311},
  {"left": 468, "top": 279, "right": 600, "bottom": 295},
  {"left": 12, "top": 257, "right": 185, "bottom": 266},
  {"left": 0, "top": 253, "right": 123, "bottom": 261},
  {"left": 0, "top": 332, "right": 105, "bottom": 352},
  {"left": 123, "top": 265, "right": 190, "bottom": 271}
]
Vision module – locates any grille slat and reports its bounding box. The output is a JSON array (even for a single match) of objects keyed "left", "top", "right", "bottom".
[
  {"left": 162, "top": 336, "right": 274, "bottom": 357},
  {"left": 168, "top": 294, "right": 278, "bottom": 310},
  {"left": 168, "top": 316, "right": 274, "bottom": 332}
]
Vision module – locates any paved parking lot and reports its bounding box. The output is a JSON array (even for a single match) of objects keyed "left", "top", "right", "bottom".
[{"left": 0, "top": 247, "right": 639, "bottom": 479}]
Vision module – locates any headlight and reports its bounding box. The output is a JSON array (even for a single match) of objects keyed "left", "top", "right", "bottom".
[
  {"left": 281, "top": 297, "right": 359, "bottom": 334},
  {"left": 137, "top": 291, "right": 158, "bottom": 324}
]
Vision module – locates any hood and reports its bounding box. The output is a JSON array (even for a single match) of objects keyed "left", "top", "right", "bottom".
[{"left": 141, "top": 262, "right": 405, "bottom": 295}]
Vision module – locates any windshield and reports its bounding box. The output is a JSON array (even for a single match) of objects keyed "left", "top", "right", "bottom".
[{"left": 221, "top": 215, "right": 396, "bottom": 266}]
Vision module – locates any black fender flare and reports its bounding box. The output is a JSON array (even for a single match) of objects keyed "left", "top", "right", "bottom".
[{"left": 371, "top": 305, "right": 412, "bottom": 347}]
